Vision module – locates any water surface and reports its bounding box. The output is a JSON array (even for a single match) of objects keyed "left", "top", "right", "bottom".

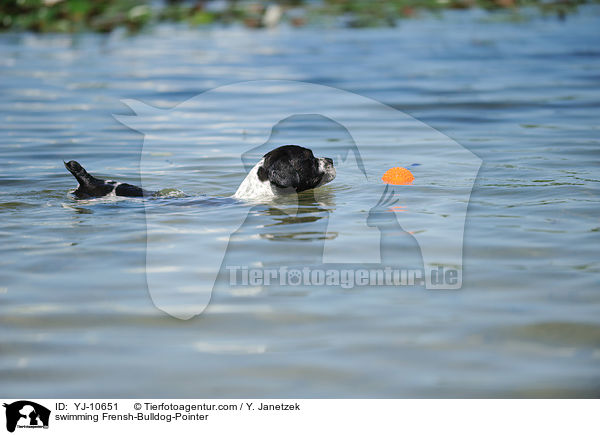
[{"left": 1, "top": 8, "right": 599, "bottom": 397}]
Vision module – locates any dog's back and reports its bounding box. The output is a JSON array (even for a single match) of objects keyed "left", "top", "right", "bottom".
[{"left": 64, "top": 161, "right": 147, "bottom": 198}]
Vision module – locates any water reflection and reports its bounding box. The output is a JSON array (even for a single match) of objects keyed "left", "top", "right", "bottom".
[{"left": 367, "top": 185, "right": 423, "bottom": 270}]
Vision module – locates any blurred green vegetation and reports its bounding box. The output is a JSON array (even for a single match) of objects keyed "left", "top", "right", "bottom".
[
  {"left": 0, "top": 0, "right": 594, "bottom": 33},
  {"left": 0, "top": 0, "right": 152, "bottom": 32}
]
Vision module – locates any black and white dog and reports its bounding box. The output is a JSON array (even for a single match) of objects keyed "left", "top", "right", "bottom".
[{"left": 65, "top": 145, "right": 336, "bottom": 200}]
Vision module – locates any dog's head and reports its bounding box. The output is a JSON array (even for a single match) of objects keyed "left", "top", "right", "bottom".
[{"left": 257, "top": 145, "right": 336, "bottom": 193}]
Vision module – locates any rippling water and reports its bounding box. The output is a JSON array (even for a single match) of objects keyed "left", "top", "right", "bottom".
[{"left": 1, "top": 8, "right": 599, "bottom": 398}]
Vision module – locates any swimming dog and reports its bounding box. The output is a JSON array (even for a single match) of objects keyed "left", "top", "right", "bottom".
[{"left": 65, "top": 145, "right": 336, "bottom": 200}]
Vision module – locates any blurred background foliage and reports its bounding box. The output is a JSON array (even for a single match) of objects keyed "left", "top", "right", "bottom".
[{"left": 0, "top": 0, "right": 593, "bottom": 33}]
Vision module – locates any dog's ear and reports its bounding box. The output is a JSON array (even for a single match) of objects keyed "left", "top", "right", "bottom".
[{"left": 259, "top": 160, "right": 300, "bottom": 190}]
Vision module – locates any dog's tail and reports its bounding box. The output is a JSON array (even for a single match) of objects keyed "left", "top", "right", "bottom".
[
  {"left": 64, "top": 160, "right": 99, "bottom": 186},
  {"left": 64, "top": 160, "right": 109, "bottom": 198}
]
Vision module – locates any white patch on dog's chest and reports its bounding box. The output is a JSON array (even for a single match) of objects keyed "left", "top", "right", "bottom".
[{"left": 233, "top": 159, "right": 275, "bottom": 200}]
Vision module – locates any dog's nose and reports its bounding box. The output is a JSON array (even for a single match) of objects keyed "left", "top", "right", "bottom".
[{"left": 324, "top": 158, "right": 333, "bottom": 165}]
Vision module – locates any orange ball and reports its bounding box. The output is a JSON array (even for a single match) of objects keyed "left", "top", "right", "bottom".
[{"left": 382, "top": 167, "right": 415, "bottom": 185}]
